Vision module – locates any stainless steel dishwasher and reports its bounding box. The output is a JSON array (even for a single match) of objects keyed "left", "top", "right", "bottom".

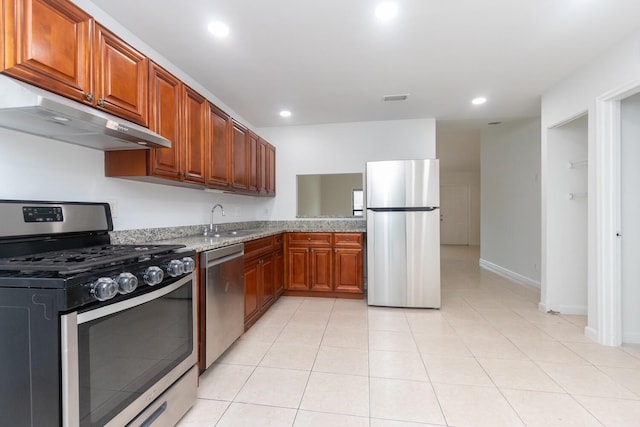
[{"left": 200, "top": 243, "right": 245, "bottom": 369}]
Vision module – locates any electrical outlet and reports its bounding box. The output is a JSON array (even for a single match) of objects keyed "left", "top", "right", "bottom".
[{"left": 108, "top": 199, "right": 118, "bottom": 219}]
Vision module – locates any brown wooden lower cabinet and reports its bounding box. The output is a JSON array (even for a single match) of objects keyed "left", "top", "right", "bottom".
[
  {"left": 244, "top": 234, "right": 284, "bottom": 329},
  {"left": 284, "top": 232, "right": 364, "bottom": 298}
]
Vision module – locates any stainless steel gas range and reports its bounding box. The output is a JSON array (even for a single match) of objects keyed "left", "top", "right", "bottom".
[{"left": 0, "top": 200, "right": 197, "bottom": 426}]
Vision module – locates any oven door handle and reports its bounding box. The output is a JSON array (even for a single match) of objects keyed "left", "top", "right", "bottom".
[{"left": 77, "top": 274, "right": 192, "bottom": 324}]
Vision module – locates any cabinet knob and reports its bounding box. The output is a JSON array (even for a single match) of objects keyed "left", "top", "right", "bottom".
[
  {"left": 307, "top": 237, "right": 311, "bottom": 241},
  {"left": 85, "top": 92, "right": 94, "bottom": 102},
  {"left": 97, "top": 99, "right": 105, "bottom": 108}
]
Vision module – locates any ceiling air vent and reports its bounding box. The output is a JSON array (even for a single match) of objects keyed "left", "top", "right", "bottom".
[{"left": 382, "top": 94, "right": 409, "bottom": 102}]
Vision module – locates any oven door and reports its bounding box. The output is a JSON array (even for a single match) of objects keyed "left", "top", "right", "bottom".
[{"left": 61, "top": 275, "right": 196, "bottom": 427}]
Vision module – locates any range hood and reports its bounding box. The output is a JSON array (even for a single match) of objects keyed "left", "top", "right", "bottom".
[{"left": 0, "top": 74, "right": 171, "bottom": 150}]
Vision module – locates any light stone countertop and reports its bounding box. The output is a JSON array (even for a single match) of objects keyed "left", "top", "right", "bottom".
[{"left": 110, "top": 220, "right": 366, "bottom": 253}]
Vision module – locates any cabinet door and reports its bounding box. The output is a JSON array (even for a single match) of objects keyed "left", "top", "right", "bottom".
[
  {"left": 260, "top": 254, "right": 275, "bottom": 309},
  {"left": 286, "top": 247, "right": 309, "bottom": 291},
  {"left": 310, "top": 248, "right": 332, "bottom": 292},
  {"left": 94, "top": 24, "right": 148, "bottom": 126},
  {"left": 148, "top": 62, "right": 181, "bottom": 179},
  {"left": 334, "top": 248, "right": 364, "bottom": 293},
  {"left": 182, "top": 86, "right": 207, "bottom": 184},
  {"left": 248, "top": 132, "right": 259, "bottom": 192},
  {"left": 244, "top": 258, "right": 260, "bottom": 325},
  {"left": 266, "top": 143, "right": 276, "bottom": 196},
  {"left": 274, "top": 247, "right": 284, "bottom": 297},
  {"left": 231, "top": 121, "right": 249, "bottom": 191},
  {"left": 206, "top": 103, "right": 231, "bottom": 188},
  {"left": 2, "top": 0, "right": 92, "bottom": 103},
  {"left": 257, "top": 138, "right": 268, "bottom": 194}
]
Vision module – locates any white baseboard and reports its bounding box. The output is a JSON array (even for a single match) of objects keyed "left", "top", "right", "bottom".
[
  {"left": 479, "top": 258, "right": 541, "bottom": 289},
  {"left": 556, "top": 305, "right": 588, "bottom": 315},
  {"left": 623, "top": 331, "right": 640, "bottom": 344},
  {"left": 585, "top": 326, "right": 598, "bottom": 342},
  {"left": 537, "top": 300, "right": 587, "bottom": 315}
]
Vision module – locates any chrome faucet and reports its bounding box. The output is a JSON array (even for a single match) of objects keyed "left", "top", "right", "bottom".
[{"left": 209, "top": 203, "right": 225, "bottom": 234}]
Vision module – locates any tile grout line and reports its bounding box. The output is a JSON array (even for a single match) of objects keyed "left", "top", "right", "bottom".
[{"left": 292, "top": 297, "right": 336, "bottom": 425}]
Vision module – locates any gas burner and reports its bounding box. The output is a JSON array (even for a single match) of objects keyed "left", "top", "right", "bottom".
[{"left": 0, "top": 244, "right": 185, "bottom": 275}]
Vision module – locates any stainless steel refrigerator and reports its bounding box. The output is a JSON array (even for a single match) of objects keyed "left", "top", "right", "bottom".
[{"left": 366, "top": 159, "right": 441, "bottom": 308}]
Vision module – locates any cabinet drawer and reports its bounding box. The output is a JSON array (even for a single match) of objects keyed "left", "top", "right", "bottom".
[
  {"left": 286, "top": 233, "right": 332, "bottom": 247},
  {"left": 244, "top": 236, "right": 273, "bottom": 259},
  {"left": 333, "top": 233, "right": 363, "bottom": 247}
]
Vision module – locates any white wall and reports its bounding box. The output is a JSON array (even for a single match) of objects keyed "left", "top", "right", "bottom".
[
  {"left": 621, "top": 93, "right": 640, "bottom": 343},
  {"left": 257, "top": 119, "right": 436, "bottom": 219},
  {"left": 543, "top": 115, "right": 588, "bottom": 314},
  {"left": 541, "top": 28, "right": 640, "bottom": 344},
  {"left": 440, "top": 172, "right": 480, "bottom": 246},
  {"left": 480, "top": 118, "right": 541, "bottom": 286},
  {"left": 321, "top": 174, "right": 363, "bottom": 217},
  {"left": 297, "top": 175, "right": 322, "bottom": 216},
  {"left": 0, "top": 128, "right": 272, "bottom": 230}
]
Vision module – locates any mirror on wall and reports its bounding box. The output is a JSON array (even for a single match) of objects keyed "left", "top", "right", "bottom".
[{"left": 297, "top": 173, "right": 364, "bottom": 218}]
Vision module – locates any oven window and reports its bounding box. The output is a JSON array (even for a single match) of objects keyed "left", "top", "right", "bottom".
[{"left": 77, "top": 283, "right": 193, "bottom": 427}]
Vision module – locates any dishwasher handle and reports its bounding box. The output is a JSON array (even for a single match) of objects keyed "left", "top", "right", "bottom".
[{"left": 201, "top": 243, "right": 245, "bottom": 267}]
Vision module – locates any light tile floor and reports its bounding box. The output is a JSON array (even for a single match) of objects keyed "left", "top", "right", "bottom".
[{"left": 178, "top": 245, "right": 640, "bottom": 426}]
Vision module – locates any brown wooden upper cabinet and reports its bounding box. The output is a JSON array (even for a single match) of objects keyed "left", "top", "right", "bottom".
[
  {"left": 93, "top": 24, "right": 148, "bottom": 126},
  {"left": 2, "top": 0, "right": 92, "bottom": 103},
  {"left": 4, "top": 0, "right": 275, "bottom": 196},
  {"left": 231, "top": 120, "right": 249, "bottom": 191},
  {"left": 248, "top": 132, "right": 259, "bottom": 192},
  {"left": 181, "top": 86, "right": 207, "bottom": 184},
  {"left": 266, "top": 141, "right": 276, "bottom": 196},
  {"left": 206, "top": 104, "right": 231, "bottom": 189},
  {"left": 106, "top": 63, "right": 208, "bottom": 186},
  {"left": 146, "top": 61, "right": 182, "bottom": 180},
  {"left": 2, "top": 0, "right": 148, "bottom": 126}
]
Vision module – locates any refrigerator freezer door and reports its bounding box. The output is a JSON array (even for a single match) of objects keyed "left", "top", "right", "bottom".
[
  {"left": 366, "top": 159, "right": 439, "bottom": 209},
  {"left": 367, "top": 209, "right": 441, "bottom": 308}
]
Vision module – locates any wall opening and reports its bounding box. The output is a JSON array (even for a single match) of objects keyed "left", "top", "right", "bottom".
[
  {"left": 620, "top": 93, "right": 640, "bottom": 343},
  {"left": 545, "top": 114, "right": 588, "bottom": 315}
]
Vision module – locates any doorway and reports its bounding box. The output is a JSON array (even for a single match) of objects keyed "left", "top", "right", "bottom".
[
  {"left": 544, "top": 114, "right": 588, "bottom": 315},
  {"left": 620, "top": 92, "right": 640, "bottom": 343},
  {"left": 440, "top": 184, "right": 470, "bottom": 245}
]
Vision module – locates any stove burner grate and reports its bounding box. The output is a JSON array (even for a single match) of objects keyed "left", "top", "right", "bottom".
[{"left": 0, "top": 244, "right": 184, "bottom": 274}]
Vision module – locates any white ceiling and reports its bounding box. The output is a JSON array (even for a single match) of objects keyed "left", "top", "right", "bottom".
[{"left": 90, "top": 0, "right": 640, "bottom": 129}]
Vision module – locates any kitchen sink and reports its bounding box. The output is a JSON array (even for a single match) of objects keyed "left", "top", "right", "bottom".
[{"left": 209, "top": 228, "right": 264, "bottom": 238}]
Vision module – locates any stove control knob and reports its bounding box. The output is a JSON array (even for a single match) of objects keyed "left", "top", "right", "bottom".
[
  {"left": 166, "top": 259, "right": 185, "bottom": 277},
  {"left": 144, "top": 266, "right": 164, "bottom": 286},
  {"left": 181, "top": 257, "right": 195, "bottom": 273},
  {"left": 116, "top": 272, "right": 138, "bottom": 294},
  {"left": 91, "top": 277, "right": 118, "bottom": 301}
]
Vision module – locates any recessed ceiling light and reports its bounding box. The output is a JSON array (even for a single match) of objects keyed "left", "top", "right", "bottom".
[
  {"left": 472, "top": 97, "right": 487, "bottom": 105},
  {"left": 208, "top": 21, "right": 230, "bottom": 38},
  {"left": 279, "top": 110, "right": 292, "bottom": 118},
  {"left": 375, "top": 2, "right": 398, "bottom": 21}
]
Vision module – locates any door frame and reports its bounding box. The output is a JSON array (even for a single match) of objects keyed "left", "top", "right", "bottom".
[
  {"left": 439, "top": 184, "right": 470, "bottom": 245},
  {"left": 594, "top": 78, "right": 640, "bottom": 345}
]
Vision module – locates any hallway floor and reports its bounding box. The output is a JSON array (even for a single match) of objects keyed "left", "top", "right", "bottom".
[{"left": 178, "top": 245, "right": 640, "bottom": 426}]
